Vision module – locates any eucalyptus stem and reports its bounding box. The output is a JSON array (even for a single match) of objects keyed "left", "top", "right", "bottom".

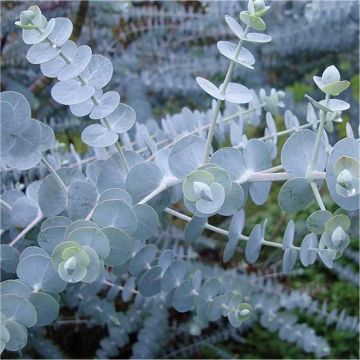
[
  {"left": 202, "top": 26, "right": 250, "bottom": 164},
  {"left": 307, "top": 93, "right": 330, "bottom": 210},
  {"left": 237, "top": 171, "right": 326, "bottom": 184},
  {"left": 102, "top": 117, "right": 129, "bottom": 172},
  {"left": 236, "top": 118, "right": 323, "bottom": 148},
  {"left": 9, "top": 211, "right": 43, "bottom": 247},
  {"left": 164, "top": 207, "right": 288, "bottom": 250},
  {"left": 55, "top": 319, "right": 89, "bottom": 326},
  {"left": 41, "top": 157, "right": 68, "bottom": 192},
  {"left": 138, "top": 177, "right": 181, "bottom": 205},
  {"left": 202, "top": 100, "right": 222, "bottom": 163},
  {"left": 102, "top": 279, "right": 139, "bottom": 295},
  {"left": 0, "top": 199, "right": 12, "bottom": 211},
  {"left": 310, "top": 181, "right": 326, "bottom": 211},
  {"left": 260, "top": 164, "right": 284, "bottom": 173},
  {"left": 309, "top": 93, "right": 330, "bottom": 172},
  {"left": 146, "top": 103, "right": 264, "bottom": 162}
]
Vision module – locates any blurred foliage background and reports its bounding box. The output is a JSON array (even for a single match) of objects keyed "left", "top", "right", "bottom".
[{"left": 1, "top": 0, "right": 359, "bottom": 359}]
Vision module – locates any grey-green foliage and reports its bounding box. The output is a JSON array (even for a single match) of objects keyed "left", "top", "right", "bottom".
[{"left": 0, "top": 0, "right": 359, "bottom": 357}]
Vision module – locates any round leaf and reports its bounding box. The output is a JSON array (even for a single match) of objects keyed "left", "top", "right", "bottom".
[
  {"left": 281, "top": 129, "right": 327, "bottom": 177},
  {"left": 102, "top": 227, "right": 132, "bottom": 267},
  {"left": 51, "top": 79, "right": 95, "bottom": 105},
  {"left": 66, "top": 227, "right": 110, "bottom": 259},
  {"left": 0, "top": 294, "right": 37, "bottom": 327},
  {"left": 28, "top": 292, "right": 59, "bottom": 326},
  {"left": 81, "top": 124, "right": 118, "bottom": 148},
  {"left": 278, "top": 178, "right": 315, "bottom": 213},
  {"left": 132, "top": 204, "right": 159, "bottom": 241},
  {"left": 106, "top": 103, "right": 136, "bottom": 134},
  {"left": 138, "top": 266, "right": 162, "bottom": 297},
  {"left": 92, "top": 199, "right": 137, "bottom": 235},
  {"left": 169, "top": 135, "right": 207, "bottom": 179},
  {"left": 125, "top": 162, "right": 163, "bottom": 204},
  {"left": 16, "top": 254, "right": 66, "bottom": 293},
  {"left": 67, "top": 180, "right": 98, "bottom": 220},
  {"left": 89, "top": 91, "right": 120, "bottom": 120}
]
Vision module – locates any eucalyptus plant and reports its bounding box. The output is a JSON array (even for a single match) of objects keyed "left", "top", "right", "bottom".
[{"left": 0, "top": 1, "right": 359, "bottom": 357}]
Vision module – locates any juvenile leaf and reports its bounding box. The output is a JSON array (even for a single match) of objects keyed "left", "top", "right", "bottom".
[
  {"left": 184, "top": 216, "right": 207, "bottom": 243},
  {"left": 217, "top": 41, "right": 255, "bottom": 69},
  {"left": 17, "top": 254, "right": 66, "bottom": 293},
  {"left": 106, "top": 104, "right": 136, "bottom": 134},
  {"left": 0, "top": 245, "right": 20, "bottom": 273},
  {"left": 40, "top": 40, "right": 75, "bottom": 78},
  {"left": 245, "top": 224, "right": 262, "bottom": 263},
  {"left": 66, "top": 227, "right": 110, "bottom": 259},
  {"left": 99, "top": 188, "right": 132, "bottom": 206},
  {"left": 56, "top": 44, "right": 92, "bottom": 81},
  {"left": 283, "top": 220, "right": 295, "bottom": 248},
  {"left": 224, "top": 83, "right": 253, "bottom": 104},
  {"left": 240, "top": 12, "right": 266, "bottom": 31},
  {"left": 20, "top": 246, "right": 48, "bottom": 262},
  {"left": 281, "top": 129, "right": 327, "bottom": 177},
  {"left": 26, "top": 42, "right": 61, "bottom": 64},
  {"left": 3, "top": 321, "right": 27, "bottom": 351},
  {"left": 0, "top": 280, "right": 31, "bottom": 298},
  {"left": 129, "top": 245, "right": 157, "bottom": 275},
  {"left": 51, "top": 79, "right": 95, "bottom": 105},
  {"left": 196, "top": 77, "right": 223, "bottom": 100},
  {"left": 0, "top": 295, "right": 37, "bottom": 327},
  {"left": 300, "top": 233, "right": 318, "bottom": 267},
  {"left": 169, "top": 136, "right": 207, "bottom": 179},
  {"left": 278, "top": 178, "right": 315, "bottom": 213},
  {"left": 11, "top": 197, "right": 38, "bottom": 228},
  {"left": 80, "top": 55, "right": 113, "bottom": 89},
  {"left": 47, "top": 17, "right": 73, "bottom": 46},
  {"left": 138, "top": 266, "right": 162, "bottom": 297},
  {"left": 162, "top": 260, "right": 187, "bottom": 292},
  {"left": 28, "top": 292, "right": 59, "bottom": 326},
  {"left": 173, "top": 279, "right": 195, "bottom": 313},
  {"left": 22, "top": 18, "right": 55, "bottom": 45},
  {"left": 306, "top": 210, "right": 332, "bottom": 234},
  {"left": 125, "top": 162, "right": 163, "bottom": 204},
  {"left": 89, "top": 91, "right": 120, "bottom": 120},
  {"left": 210, "top": 148, "right": 246, "bottom": 181},
  {"left": 102, "top": 227, "right": 132, "bottom": 267},
  {"left": 282, "top": 248, "right": 298, "bottom": 274},
  {"left": 38, "top": 173, "right": 67, "bottom": 216},
  {"left": 326, "top": 138, "right": 360, "bottom": 210},
  {"left": 67, "top": 180, "right": 98, "bottom": 220},
  {"left": 81, "top": 124, "right": 118, "bottom": 148},
  {"left": 132, "top": 204, "right": 159, "bottom": 241},
  {"left": 92, "top": 199, "right": 137, "bottom": 235}
]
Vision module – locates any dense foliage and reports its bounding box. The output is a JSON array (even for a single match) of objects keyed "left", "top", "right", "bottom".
[{"left": 0, "top": 1, "right": 359, "bottom": 359}]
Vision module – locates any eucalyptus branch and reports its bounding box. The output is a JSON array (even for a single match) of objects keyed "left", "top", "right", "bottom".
[
  {"left": 147, "top": 103, "right": 264, "bottom": 161},
  {"left": 260, "top": 164, "right": 283, "bottom": 173},
  {"left": 0, "top": 199, "right": 12, "bottom": 211},
  {"left": 237, "top": 171, "right": 326, "bottom": 184},
  {"left": 102, "top": 279, "right": 139, "bottom": 295},
  {"left": 309, "top": 93, "right": 330, "bottom": 172},
  {"left": 2, "top": 3, "right": 356, "bottom": 356},
  {"left": 310, "top": 181, "right": 326, "bottom": 211},
  {"left": 138, "top": 177, "right": 181, "bottom": 205},
  {"left": 164, "top": 207, "right": 286, "bottom": 250},
  {"left": 202, "top": 26, "right": 250, "bottom": 164},
  {"left": 234, "top": 118, "right": 323, "bottom": 150},
  {"left": 32, "top": 22, "right": 130, "bottom": 173},
  {"left": 9, "top": 211, "right": 43, "bottom": 247},
  {"left": 30, "top": 0, "right": 89, "bottom": 95}
]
